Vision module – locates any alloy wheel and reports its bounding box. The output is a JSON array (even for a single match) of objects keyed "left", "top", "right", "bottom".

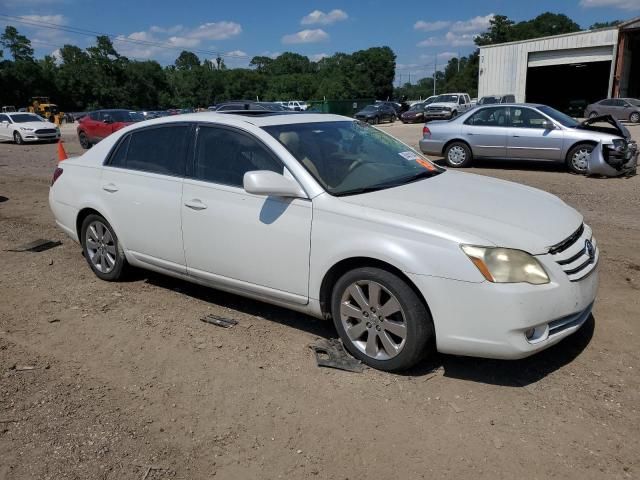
[
  {"left": 339, "top": 280, "right": 407, "bottom": 360},
  {"left": 85, "top": 220, "right": 117, "bottom": 274},
  {"left": 13, "top": 132, "right": 23, "bottom": 145},
  {"left": 631, "top": 112, "right": 640, "bottom": 123}
]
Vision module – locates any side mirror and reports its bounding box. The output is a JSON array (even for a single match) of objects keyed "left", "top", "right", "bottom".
[
  {"left": 541, "top": 120, "right": 555, "bottom": 130},
  {"left": 243, "top": 171, "right": 306, "bottom": 198}
]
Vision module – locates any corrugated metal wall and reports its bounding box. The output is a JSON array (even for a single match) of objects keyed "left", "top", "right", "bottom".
[{"left": 478, "top": 29, "right": 620, "bottom": 102}]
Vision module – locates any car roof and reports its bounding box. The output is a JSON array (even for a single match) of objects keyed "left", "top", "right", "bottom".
[{"left": 128, "top": 111, "right": 349, "bottom": 127}]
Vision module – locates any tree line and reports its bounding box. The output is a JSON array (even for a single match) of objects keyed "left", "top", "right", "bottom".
[{"left": 0, "top": 12, "right": 622, "bottom": 111}]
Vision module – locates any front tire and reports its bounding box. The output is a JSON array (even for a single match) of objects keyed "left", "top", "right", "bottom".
[
  {"left": 78, "top": 131, "right": 91, "bottom": 149},
  {"left": 81, "top": 214, "right": 128, "bottom": 281},
  {"left": 331, "top": 267, "right": 434, "bottom": 372},
  {"left": 630, "top": 112, "right": 640, "bottom": 123},
  {"left": 390, "top": 115, "right": 396, "bottom": 123},
  {"left": 13, "top": 131, "right": 23, "bottom": 145},
  {"left": 444, "top": 141, "right": 473, "bottom": 168},
  {"left": 589, "top": 111, "right": 599, "bottom": 119},
  {"left": 566, "top": 143, "right": 594, "bottom": 175}
]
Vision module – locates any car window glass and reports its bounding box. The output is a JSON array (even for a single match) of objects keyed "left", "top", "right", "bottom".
[
  {"left": 108, "top": 135, "right": 130, "bottom": 167},
  {"left": 465, "top": 107, "right": 508, "bottom": 127},
  {"left": 194, "top": 126, "right": 283, "bottom": 187},
  {"left": 600, "top": 99, "right": 614, "bottom": 106},
  {"left": 89, "top": 111, "right": 100, "bottom": 121},
  {"left": 0, "top": 114, "right": 8, "bottom": 122},
  {"left": 125, "top": 126, "right": 189, "bottom": 176},
  {"left": 612, "top": 99, "right": 625, "bottom": 107},
  {"left": 510, "top": 108, "right": 547, "bottom": 129}
]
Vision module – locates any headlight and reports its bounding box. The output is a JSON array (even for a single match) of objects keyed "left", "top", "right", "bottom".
[
  {"left": 461, "top": 245, "right": 550, "bottom": 285},
  {"left": 612, "top": 139, "right": 627, "bottom": 152},
  {"left": 442, "top": 107, "right": 452, "bottom": 112},
  {"left": 20, "top": 127, "right": 35, "bottom": 131}
]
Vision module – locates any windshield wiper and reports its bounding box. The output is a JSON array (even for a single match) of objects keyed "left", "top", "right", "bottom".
[{"left": 335, "top": 170, "right": 440, "bottom": 197}]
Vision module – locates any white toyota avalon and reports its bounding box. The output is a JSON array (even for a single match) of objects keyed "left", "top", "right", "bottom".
[{"left": 49, "top": 112, "right": 598, "bottom": 371}]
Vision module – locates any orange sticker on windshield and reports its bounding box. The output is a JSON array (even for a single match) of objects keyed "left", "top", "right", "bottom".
[{"left": 416, "top": 158, "right": 436, "bottom": 171}]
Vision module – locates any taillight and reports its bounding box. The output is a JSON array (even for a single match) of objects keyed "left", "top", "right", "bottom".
[
  {"left": 51, "top": 167, "right": 63, "bottom": 186},
  {"left": 422, "top": 126, "right": 431, "bottom": 137}
]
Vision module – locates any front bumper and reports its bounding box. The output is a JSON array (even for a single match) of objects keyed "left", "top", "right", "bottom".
[
  {"left": 407, "top": 259, "right": 599, "bottom": 359},
  {"left": 20, "top": 131, "right": 60, "bottom": 142}
]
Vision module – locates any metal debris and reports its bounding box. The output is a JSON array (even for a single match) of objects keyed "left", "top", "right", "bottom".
[
  {"left": 200, "top": 314, "right": 238, "bottom": 328},
  {"left": 310, "top": 338, "right": 364, "bottom": 373},
  {"left": 7, "top": 239, "right": 62, "bottom": 253}
]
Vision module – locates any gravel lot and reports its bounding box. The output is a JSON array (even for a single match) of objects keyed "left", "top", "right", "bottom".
[{"left": 1, "top": 120, "right": 639, "bottom": 479}]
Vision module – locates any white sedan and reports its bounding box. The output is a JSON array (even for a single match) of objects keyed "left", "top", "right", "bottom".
[
  {"left": 0, "top": 112, "right": 60, "bottom": 144},
  {"left": 49, "top": 112, "right": 598, "bottom": 371}
]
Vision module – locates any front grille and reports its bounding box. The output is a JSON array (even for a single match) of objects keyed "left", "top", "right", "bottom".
[
  {"left": 549, "top": 224, "right": 598, "bottom": 282},
  {"left": 35, "top": 128, "right": 57, "bottom": 134},
  {"left": 427, "top": 106, "right": 443, "bottom": 112}
]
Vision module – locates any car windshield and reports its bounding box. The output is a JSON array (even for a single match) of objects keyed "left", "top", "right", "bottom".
[
  {"left": 436, "top": 95, "right": 458, "bottom": 103},
  {"left": 408, "top": 103, "right": 424, "bottom": 111},
  {"left": 537, "top": 105, "right": 579, "bottom": 128},
  {"left": 362, "top": 105, "right": 379, "bottom": 111},
  {"left": 108, "top": 111, "right": 144, "bottom": 122},
  {"left": 627, "top": 99, "right": 640, "bottom": 107},
  {"left": 479, "top": 96, "right": 499, "bottom": 105},
  {"left": 9, "top": 114, "right": 43, "bottom": 123},
  {"left": 264, "top": 121, "right": 443, "bottom": 196}
]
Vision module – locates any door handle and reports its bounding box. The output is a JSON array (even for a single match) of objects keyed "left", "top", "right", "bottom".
[
  {"left": 102, "top": 183, "right": 119, "bottom": 193},
  {"left": 184, "top": 199, "right": 207, "bottom": 211},
  {"left": 512, "top": 135, "right": 521, "bottom": 138}
]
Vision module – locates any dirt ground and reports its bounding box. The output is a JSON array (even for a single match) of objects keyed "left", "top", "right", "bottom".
[{"left": 1, "top": 121, "right": 639, "bottom": 480}]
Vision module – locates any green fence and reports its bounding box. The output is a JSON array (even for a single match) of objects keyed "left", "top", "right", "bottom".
[{"left": 307, "top": 99, "right": 375, "bottom": 117}]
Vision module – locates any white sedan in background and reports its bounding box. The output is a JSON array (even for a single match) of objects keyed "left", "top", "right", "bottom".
[
  {"left": 0, "top": 112, "right": 60, "bottom": 144},
  {"left": 49, "top": 112, "right": 598, "bottom": 371}
]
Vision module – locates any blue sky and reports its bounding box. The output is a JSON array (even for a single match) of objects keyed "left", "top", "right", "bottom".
[{"left": 1, "top": 0, "right": 639, "bottom": 82}]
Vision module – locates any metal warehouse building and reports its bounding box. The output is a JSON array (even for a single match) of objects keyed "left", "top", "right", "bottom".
[{"left": 478, "top": 17, "right": 640, "bottom": 113}]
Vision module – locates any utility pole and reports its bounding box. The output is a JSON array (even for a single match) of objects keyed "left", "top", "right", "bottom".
[
  {"left": 433, "top": 57, "right": 437, "bottom": 96},
  {"left": 457, "top": 51, "right": 460, "bottom": 73}
]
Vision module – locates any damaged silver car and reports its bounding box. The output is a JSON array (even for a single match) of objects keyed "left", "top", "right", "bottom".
[{"left": 584, "top": 115, "right": 638, "bottom": 177}]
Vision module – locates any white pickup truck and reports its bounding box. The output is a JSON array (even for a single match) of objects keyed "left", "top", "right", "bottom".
[{"left": 423, "top": 93, "right": 472, "bottom": 120}]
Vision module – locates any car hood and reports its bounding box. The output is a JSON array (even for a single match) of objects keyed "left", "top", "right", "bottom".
[
  {"left": 14, "top": 121, "right": 57, "bottom": 130},
  {"left": 338, "top": 171, "right": 582, "bottom": 255},
  {"left": 427, "top": 102, "right": 456, "bottom": 109},
  {"left": 578, "top": 115, "right": 630, "bottom": 140}
]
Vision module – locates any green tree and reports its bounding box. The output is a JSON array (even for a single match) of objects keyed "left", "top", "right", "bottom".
[
  {"left": 589, "top": 20, "right": 621, "bottom": 30},
  {"left": 175, "top": 51, "right": 200, "bottom": 70},
  {"left": 1, "top": 26, "right": 34, "bottom": 61}
]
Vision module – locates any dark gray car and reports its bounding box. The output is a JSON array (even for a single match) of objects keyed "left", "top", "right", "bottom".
[
  {"left": 419, "top": 104, "right": 633, "bottom": 174},
  {"left": 585, "top": 98, "right": 640, "bottom": 123}
]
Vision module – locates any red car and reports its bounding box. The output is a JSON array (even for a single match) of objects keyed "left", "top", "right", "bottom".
[{"left": 77, "top": 109, "right": 143, "bottom": 149}]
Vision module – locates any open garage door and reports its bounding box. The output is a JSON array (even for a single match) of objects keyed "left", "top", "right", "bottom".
[{"left": 526, "top": 61, "right": 612, "bottom": 116}]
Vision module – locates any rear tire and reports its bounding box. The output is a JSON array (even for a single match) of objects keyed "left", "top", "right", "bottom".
[
  {"left": 331, "top": 267, "right": 434, "bottom": 372},
  {"left": 630, "top": 112, "right": 640, "bottom": 123},
  {"left": 566, "top": 143, "right": 594, "bottom": 175},
  {"left": 80, "top": 214, "right": 128, "bottom": 281},
  {"left": 444, "top": 141, "right": 473, "bottom": 168}
]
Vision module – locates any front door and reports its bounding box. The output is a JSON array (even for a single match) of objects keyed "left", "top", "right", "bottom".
[
  {"left": 181, "top": 124, "right": 312, "bottom": 303},
  {"left": 0, "top": 114, "right": 10, "bottom": 139},
  {"left": 462, "top": 106, "right": 508, "bottom": 158},
  {"left": 507, "top": 106, "right": 565, "bottom": 160},
  {"left": 100, "top": 124, "right": 191, "bottom": 273}
]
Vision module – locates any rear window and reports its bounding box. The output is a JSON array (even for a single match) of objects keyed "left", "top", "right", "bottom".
[{"left": 106, "top": 125, "right": 190, "bottom": 176}]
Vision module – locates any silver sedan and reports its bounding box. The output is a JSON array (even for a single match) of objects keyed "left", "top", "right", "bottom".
[{"left": 419, "top": 104, "right": 629, "bottom": 174}]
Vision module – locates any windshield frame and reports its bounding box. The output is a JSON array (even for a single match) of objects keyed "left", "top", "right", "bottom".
[
  {"left": 263, "top": 120, "right": 444, "bottom": 197},
  {"left": 537, "top": 105, "right": 579, "bottom": 128}
]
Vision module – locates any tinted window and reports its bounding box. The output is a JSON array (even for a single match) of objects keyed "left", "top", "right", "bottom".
[
  {"left": 108, "top": 135, "right": 130, "bottom": 168},
  {"left": 124, "top": 126, "right": 190, "bottom": 176},
  {"left": 0, "top": 114, "right": 9, "bottom": 122},
  {"left": 89, "top": 111, "right": 100, "bottom": 121},
  {"left": 194, "top": 126, "right": 283, "bottom": 187},
  {"left": 502, "top": 95, "right": 515, "bottom": 103},
  {"left": 466, "top": 107, "right": 508, "bottom": 126},
  {"left": 612, "top": 99, "right": 626, "bottom": 107},
  {"left": 600, "top": 99, "right": 614, "bottom": 106},
  {"left": 8, "top": 114, "right": 43, "bottom": 123},
  {"left": 510, "top": 107, "right": 548, "bottom": 129}
]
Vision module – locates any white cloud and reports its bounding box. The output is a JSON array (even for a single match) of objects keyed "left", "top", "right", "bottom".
[
  {"left": 226, "top": 49, "right": 247, "bottom": 57},
  {"left": 282, "top": 29, "right": 329, "bottom": 44},
  {"left": 580, "top": 0, "right": 640, "bottom": 9},
  {"left": 18, "top": 14, "right": 67, "bottom": 24},
  {"left": 188, "top": 21, "right": 242, "bottom": 40},
  {"left": 301, "top": 9, "right": 348, "bottom": 25},
  {"left": 149, "top": 25, "right": 184, "bottom": 35},
  {"left": 438, "top": 51, "right": 458, "bottom": 59},
  {"left": 450, "top": 14, "right": 495, "bottom": 33},
  {"left": 414, "top": 20, "right": 451, "bottom": 32},
  {"left": 51, "top": 48, "right": 62, "bottom": 62},
  {"left": 310, "top": 52, "right": 329, "bottom": 62}
]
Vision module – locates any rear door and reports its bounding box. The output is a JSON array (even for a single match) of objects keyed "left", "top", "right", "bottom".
[
  {"left": 0, "top": 114, "right": 10, "bottom": 139},
  {"left": 462, "top": 106, "right": 508, "bottom": 158},
  {"left": 507, "top": 106, "right": 564, "bottom": 160},
  {"left": 100, "top": 123, "right": 191, "bottom": 273}
]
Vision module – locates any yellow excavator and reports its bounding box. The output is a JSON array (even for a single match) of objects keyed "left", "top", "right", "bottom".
[{"left": 28, "top": 97, "right": 64, "bottom": 125}]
